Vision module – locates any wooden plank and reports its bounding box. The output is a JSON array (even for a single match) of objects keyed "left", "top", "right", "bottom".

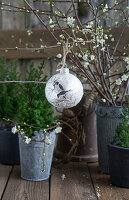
[
  {"left": 88, "top": 163, "right": 129, "bottom": 200},
  {"left": 105, "top": 0, "right": 128, "bottom": 27},
  {"left": 0, "top": 27, "right": 128, "bottom": 59},
  {"left": 19, "top": 59, "right": 51, "bottom": 78},
  {"left": 0, "top": 29, "right": 60, "bottom": 59},
  {"left": 2, "top": 0, "right": 25, "bottom": 29},
  {"left": 50, "top": 162, "right": 97, "bottom": 200},
  {"left": 54, "top": 0, "right": 74, "bottom": 27},
  {"left": 24, "top": 0, "right": 51, "bottom": 28},
  {"left": 2, "top": 166, "right": 49, "bottom": 200},
  {"left": 0, "top": 164, "right": 12, "bottom": 198},
  {"left": 0, "top": 1, "right": 2, "bottom": 29}
]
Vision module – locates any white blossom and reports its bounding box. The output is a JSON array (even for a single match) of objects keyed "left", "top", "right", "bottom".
[
  {"left": 77, "top": 37, "right": 83, "bottom": 41},
  {"left": 103, "top": 4, "right": 108, "bottom": 12},
  {"left": 104, "top": 34, "right": 108, "bottom": 39},
  {"left": 12, "top": 126, "right": 17, "bottom": 134},
  {"left": 101, "top": 47, "right": 105, "bottom": 51},
  {"left": 49, "top": 18, "right": 55, "bottom": 29},
  {"left": 126, "top": 65, "right": 129, "bottom": 71},
  {"left": 59, "top": 34, "right": 65, "bottom": 39},
  {"left": 56, "top": 53, "right": 62, "bottom": 58},
  {"left": 122, "top": 74, "right": 128, "bottom": 81},
  {"left": 116, "top": 78, "right": 122, "bottom": 85},
  {"left": 27, "top": 30, "right": 33, "bottom": 36},
  {"left": 83, "top": 54, "right": 88, "bottom": 61},
  {"left": 61, "top": 174, "right": 66, "bottom": 180},
  {"left": 113, "top": 93, "right": 117, "bottom": 100},
  {"left": 84, "top": 62, "right": 89, "bottom": 68},
  {"left": 96, "top": 192, "right": 101, "bottom": 198},
  {"left": 55, "top": 127, "right": 62, "bottom": 133},
  {"left": 124, "top": 57, "right": 129, "bottom": 65},
  {"left": 111, "top": 38, "right": 115, "bottom": 42},
  {"left": 86, "top": 21, "right": 93, "bottom": 29},
  {"left": 78, "top": 53, "right": 82, "bottom": 58},
  {"left": 67, "top": 17, "right": 75, "bottom": 27},
  {"left": 24, "top": 136, "right": 31, "bottom": 144},
  {"left": 91, "top": 55, "right": 95, "bottom": 60},
  {"left": 102, "top": 99, "right": 106, "bottom": 103},
  {"left": 96, "top": 82, "right": 101, "bottom": 87},
  {"left": 20, "top": 129, "right": 24, "bottom": 135},
  {"left": 93, "top": 45, "right": 99, "bottom": 49},
  {"left": 99, "top": 39, "right": 105, "bottom": 46},
  {"left": 49, "top": 18, "right": 53, "bottom": 24}
]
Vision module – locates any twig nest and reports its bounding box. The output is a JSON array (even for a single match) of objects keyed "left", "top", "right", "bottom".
[
  {"left": 63, "top": 109, "right": 75, "bottom": 118},
  {"left": 45, "top": 67, "right": 83, "bottom": 108}
]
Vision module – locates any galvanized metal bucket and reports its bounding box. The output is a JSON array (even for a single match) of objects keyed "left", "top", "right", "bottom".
[
  {"left": 19, "top": 130, "right": 56, "bottom": 181},
  {"left": 95, "top": 104, "right": 123, "bottom": 174}
]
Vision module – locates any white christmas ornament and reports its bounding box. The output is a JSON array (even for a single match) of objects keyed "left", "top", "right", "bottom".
[{"left": 45, "top": 67, "right": 83, "bottom": 108}]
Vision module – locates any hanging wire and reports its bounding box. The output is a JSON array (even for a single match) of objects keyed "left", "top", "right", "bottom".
[{"left": 0, "top": 80, "right": 47, "bottom": 84}]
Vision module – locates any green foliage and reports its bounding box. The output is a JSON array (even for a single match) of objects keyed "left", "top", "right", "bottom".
[
  {"left": 0, "top": 57, "right": 21, "bottom": 122},
  {"left": 113, "top": 97, "right": 129, "bottom": 148},
  {"left": 0, "top": 57, "right": 56, "bottom": 135},
  {"left": 18, "top": 61, "right": 56, "bottom": 137}
]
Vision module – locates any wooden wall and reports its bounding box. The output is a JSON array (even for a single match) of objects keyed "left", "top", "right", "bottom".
[
  {"left": 0, "top": 0, "right": 128, "bottom": 77},
  {"left": 0, "top": 0, "right": 55, "bottom": 77}
]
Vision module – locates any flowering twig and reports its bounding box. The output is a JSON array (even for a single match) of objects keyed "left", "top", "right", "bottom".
[
  {"left": 0, "top": 0, "right": 128, "bottom": 105},
  {"left": 121, "top": 79, "right": 129, "bottom": 105},
  {"left": 3, "top": 118, "right": 59, "bottom": 132},
  {"left": 23, "top": 0, "right": 59, "bottom": 42},
  {"left": 112, "top": 21, "right": 127, "bottom": 57}
]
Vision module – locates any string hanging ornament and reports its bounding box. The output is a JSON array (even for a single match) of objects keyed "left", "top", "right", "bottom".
[{"left": 45, "top": 38, "right": 83, "bottom": 109}]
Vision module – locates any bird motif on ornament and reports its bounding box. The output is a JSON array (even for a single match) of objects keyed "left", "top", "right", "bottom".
[
  {"left": 57, "top": 90, "right": 71, "bottom": 98},
  {"left": 53, "top": 80, "right": 71, "bottom": 99},
  {"left": 53, "top": 81, "right": 64, "bottom": 90}
]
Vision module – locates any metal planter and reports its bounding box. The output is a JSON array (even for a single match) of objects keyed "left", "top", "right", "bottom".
[
  {"left": 0, "top": 129, "right": 20, "bottom": 165},
  {"left": 108, "top": 144, "right": 129, "bottom": 188},
  {"left": 19, "top": 130, "right": 56, "bottom": 181},
  {"left": 95, "top": 104, "right": 122, "bottom": 174}
]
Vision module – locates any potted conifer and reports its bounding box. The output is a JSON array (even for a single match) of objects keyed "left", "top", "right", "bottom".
[
  {"left": 108, "top": 97, "right": 129, "bottom": 188},
  {"left": 0, "top": 57, "right": 21, "bottom": 165},
  {"left": 12, "top": 62, "right": 61, "bottom": 181}
]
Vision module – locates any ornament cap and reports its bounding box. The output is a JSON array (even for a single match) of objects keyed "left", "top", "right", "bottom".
[{"left": 60, "top": 67, "right": 69, "bottom": 74}]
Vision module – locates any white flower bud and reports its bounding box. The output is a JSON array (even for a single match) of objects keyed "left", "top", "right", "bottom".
[{"left": 56, "top": 53, "right": 62, "bottom": 58}]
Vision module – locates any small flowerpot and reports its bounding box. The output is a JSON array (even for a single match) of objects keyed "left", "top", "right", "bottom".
[
  {"left": 72, "top": 103, "right": 98, "bottom": 162},
  {"left": 108, "top": 144, "right": 129, "bottom": 188},
  {"left": 19, "top": 130, "right": 57, "bottom": 181},
  {"left": 55, "top": 96, "right": 98, "bottom": 162},
  {"left": 0, "top": 128, "right": 20, "bottom": 165},
  {"left": 95, "top": 104, "right": 122, "bottom": 174},
  {"left": 56, "top": 104, "right": 98, "bottom": 162}
]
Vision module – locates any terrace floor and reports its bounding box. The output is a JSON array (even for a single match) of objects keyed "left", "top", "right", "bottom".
[{"left": 0, "top": 162, "right": 129, "bottom": 200}]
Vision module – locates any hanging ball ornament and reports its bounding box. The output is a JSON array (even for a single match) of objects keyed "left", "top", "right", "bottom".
[{"left": 45, "top": 67, "right": 83, "bottom": 108}]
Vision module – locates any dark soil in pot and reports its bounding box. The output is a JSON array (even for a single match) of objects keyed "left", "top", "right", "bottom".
[
  {"left": 108, "top": 144, "right": 129, "bottom": 188},
  {"left": 0, "top": 128, "right": 20, "bottom": 165}
]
